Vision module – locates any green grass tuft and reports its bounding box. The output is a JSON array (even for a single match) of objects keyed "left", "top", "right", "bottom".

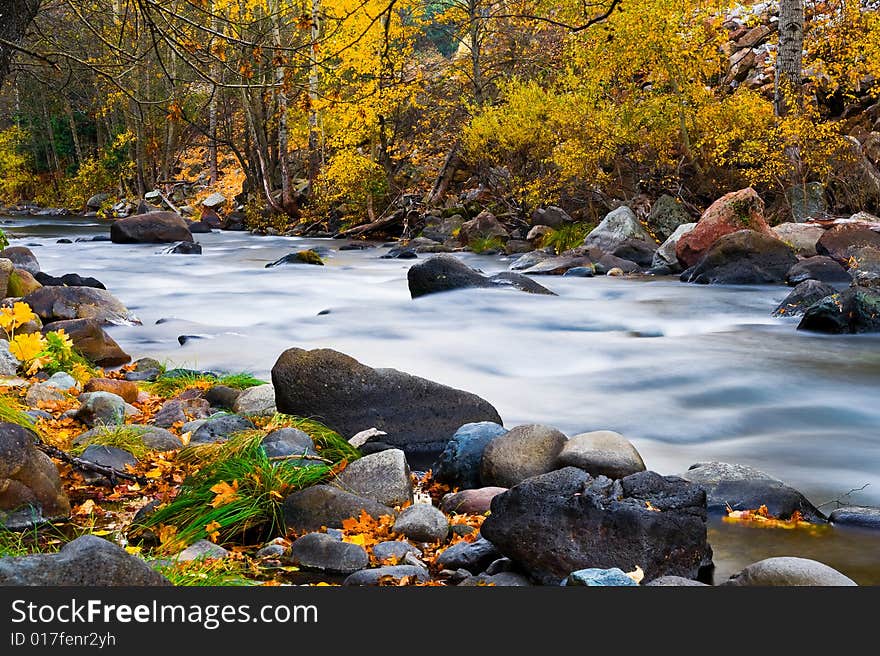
[
  {"left": 151, "top": 559, "right": 259, "bottom": 586},
  {"left": 540, "top": 222, "right": 594, "bottom": 254},
  {"left": 0, "top": 395, "right": 36, "bottom": 431},
  {"left": 70, "top": 425, "right": 152, "bottom": 460},
  {"left": 264, "top": 414, "right": 361, "bottom": 463},
  {"left": 143, "top": 371, "right": 266, "bottom": 397},
  {"left": 469, "top": 236, "right": 505, "bottom": 254}
]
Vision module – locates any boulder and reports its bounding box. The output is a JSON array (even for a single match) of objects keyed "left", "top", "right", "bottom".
[
  {"left": 681, "top": 230, "right": 797, "bottom": 285},
  {"left": 458, "top": 210, "right": 509, "bottom": 246},
  {"left": 288, "top": 532, "right": 369, "bottom": 574},
  {"left": 646, "top": 195, "right": 693, "bottom": 243},
  {"left": 86, "top": 192, "right": 109, "bottom": 210},
  {"left": 440, "top": 487, "right": 507, "bottom": 515},
  {"left": 509, "top": 250, "right": 553, "bottom": 270},
  {"left": 652, "top": 223, "right": 697, "bottom": 270},
  {"left": 798, "top": 285, "right": 880, "bottom": 334},
  {"left": 83, "top": 378, "right": 139, "bottom": 403},
  {"left": 187, "top": 221, "right": 212, "bottom": 234},
  {"left": 75, "top": 392, "right": 126, "bottom": 427},
  {"left": 480, "top": 424, "right": 567, "bottom": 488},
  {"left": 0, "top": 535, "right": 170, "bottom": 585},
  {"left": 201, "top": 192, "right": 227, "bottom": 208},
  {"left": 828, "top": 506, "right": 880, "bottom": 530},
  {"left": 681, "top": 461, "right": 824, "bottom": 521},
  {"left": 271, "top": 347, "right": 503, "bottom": 459},
  {"left": 334, "top": 449, "right": 413, "bottom": 507},
  {"left": 772, "top": 222, "right": 825, "bottom": 256},
  {"left": 816, "top": 224, "right": 880, "bottom": 263},
  {"left": 152, "top": 397, "right": 211, "bottom": 428},
  {"left": 564, "top": 567, "right": 638, "bottom": 586},
  {"left": 204, "top": 385, "right": 242, "bottom": 410},
  {"left": 110, "top": 212, "right": 194, "bottom": 244},
  {"left": 0, "top": 422, "right": 69, "bottom": 527},
  {"left": 372, "top": 541, "right": 421, "bottom": 564},
  {"left": 675, "top": 188, "right": 772, "bottom": 268},
  {"left": 786, "top": 255, "right": 851, "bottom": 285},
  {"left": 175, "top": 540, "right": 229, "bottom": 562},
  {"left": 343, "top": 565, "right": 430, "bottom": 586},
  {"left": 282, "top": 486, "right": 395, "bottom": 533},
  {"left": 0, "top": 246, "right": 40, "bottom": 275},
  {"left": 266, "top": 250, "right": 324, "bottom": 267},
  {"left": 260, "top": 428, "right": 316, "bottom": 459},
  {"left": 848, "top": 246, "right": 880, "bottom": 287},
  {"left": 25, "top": 381, "right": 68, "bottom": 407},
  {"left": 583, "top": 207, "right": 657, "bottom": 266},
  {"left": 582, "top": 245, "right": 641, "bottom": 274},
  {"left": 433, "top": 422, "right": 508, "bottom": 490},
  {"left": 79, "top": 445, "right": 137, "bottom": 483},
  {"left": 519, "top": 255, "right": 592, "bottom": 275},
  {"left": 162, "top": 241, "right": 202, "bottom": 255},
  {"left": 41, "top": 319, "right": 131, "bottom": 367},
  {"left": 7, "top": 269, "right": 41, "bottom": 297},
  {"left": 392, "top": 504, "right": 449, "bottom": 543},
  {"left": 0, "top": 258, "right": 13, "bottom": 297},
  {"left": 436, "top": 537, "right": 500, "bottom": 573},
  {"left": 231, "top": 384, "right": 276, "bottom": 416},
  {"left": 407, "top": 254, "right": 554, "bottom": 298},
  {"left": 480, "top": 468, "right": 712, "bottom": 584},
  {"left": 74, "top": 425, "right": 182, "bottom": 452},
  {"left": 773, "top": 280, "right": 836, "bottom": 317},
  {"left": 24, "top": 286, "right": 139, "bottom": 326},
  {"left": 529, "top": 206, "right": 573, "bottom": 228},
  {"left": 555, "top": 430, "right": 646, "bottom": 479},
  {"left": 724, "top": 557, "right": 856, "bottom": 586},
  {"left": 190, "top": 414, "right": 255, "bottom": 445}
]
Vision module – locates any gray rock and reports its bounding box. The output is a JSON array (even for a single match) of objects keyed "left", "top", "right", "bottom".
[
  {"left": 562, "top": 266, "right": 594, "bottom": 277},
  {"left": 0, "top": 340, "right": 18, "bottom": 377},
  {"left": 231, "top": 384, "right": 276, "bottom": 416},
  {"left": 555, "top": 430, "right": 646, "bottom": 479},
  {"left": 480, "top": 424, "right": 567, "bottom": 488},
  {"left": 24, "top": 286, "right": 140, "bottom": 326},
  {"left": 204, "top": 385, "right": 242, "bottom": 410},
  {"left": 256, "top": 543, "right": 287, "bottom": 559},
  {"left": 140, "top": 427, "right": 184, "bottom": 451},
  {"left": 772, "top": 223, "right": 825, "bottom": 257},
  {"left": 162, "top": 241, "right": 202, "bottom": 255},
  {"left": 480, "top": 468, "right": 712, "bottom": 584},
  {"left": 190, "top": 414, "right": 255, "bottom": 445},
  {"left": 407, "top": 254, "right": 555, "bottom": 299},
  {"left": 271, "top": 347, "right": 503, "bottom": 460},
  {"left": 440, "top": 487, "right": 507, "bottom": 515},
  {"left": 773, "top": 280, "right": 836, "bottom": 317},
  {"left": 25, "top": 381, "right": 68, "bottom": 407},
  {"left": 110, "top": 211, "right": 194, "bottom": 244},
  {"left": 644, "top": 576, "right": 708, "bottom": 587},
  {"left": 435, "top": 537, "right": 500, "bottom": 573},
  {"left": 176, "top": 540, "right": 229, "bottom": 562},
  {"left": 828, "top": 506, "right": 880, "bottom": 530},
  {"left": 652, "top": 222, "right": 697, "bottom": 270},
  {"left": 75, "top": 392, "right": 126, "bottom": 427},
  {"left": 152, "top": 397, "right": 211, "bottom": 428},
  {"left": 509, "top": 249, "right": 554, "bottom": 271},
  {"left": 372, "top": 541, "right": 422, "bottom": 564},
  {"left": 530, "top": 206, "right": 573, "bottom": 228},
  {"left": 282, "top": 485, "right": 395, "bottom": 533},
  {"left": 584, "top": 207, "right": 657, "bottom": 266},
  {"left": 433, "top": 422, "right": 508, "bottom": 490},
  {"left": 0, "top": 246, "right": 40, "bottom": 275},
  {"left": 392, "top": 504, "right": 449, "bottom": 542},
  {"left": 86, "top": 192, "right": 110, "bottom": 210},
  {"left": 724, "top": 557, "right": 856, "bottom": 586},
  {"left": 681, "top": 461, "right": 825, "bottom": 521},
  {"left": 45, "top": 372, "right": 78, "bottom": 390},
  {"left": 564, "top": 567, "right": 638, "bottom": 586},
  {"left": 201, "top": 192, "right": 227, "bottom": 208},
  {"left": 816, "top": 224, "right": 880, "bottom": 263},
  {"left": 79, "top": 445, "right": 136, "bottom": 480},
  {"left": 787, "top": 182, "right": 827, "bottom": 222},
  {"left": 459, "top": 572, "right": 531, "bottom": 586},
  {"left": 334, "top": 449, "right": 412, "bottom": 507},
  {"left": 0, "top": 535, "right": 170, "bottom": 585},
  {"left": 288, "top": 532, "right": 369, "bottom": 574},
  {"left": 786, "top": 256, "right": 851, "bottom": 285},
  {"left": 520, "top": 255, "right": 592, "bottom": 275},
  {"left": 646, "top": 195, "right": 693, "bottom": 243},
  {"left": 343, "top": 565, "right": 430, "bottom": 586},
  {"left": 260, "top": 428, "right": 316, "bottom": 458}
]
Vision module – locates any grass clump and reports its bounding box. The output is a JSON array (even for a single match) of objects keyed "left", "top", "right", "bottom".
[
  {"left": 151, "top": 558, "right": 259, "bottom": 586},
  {"left": 263, "top": 413, "right": 361, "bottom": 463},
  {"left": 69, "top": 425, "right": 152, "bottom": 460},
  {"left": 541, "top": 222, "right": 594, "bottom": 254},
  {"left": 0, "top": 394, "right": 35, "bottom": 431},
  {"left": 469, "top": 236, "right": 505, "bottom": 254},
  {"left": 144, "top": 371, "right": 266, "bottom": 397}
]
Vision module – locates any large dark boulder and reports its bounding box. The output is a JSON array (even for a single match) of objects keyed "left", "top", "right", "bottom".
[
  {"left": 797, "top": 285, "right": 880, "bottom": 334},
  {"left": 407, "top": 254, "right": 554, "bottom": 298},
  {"left": 42, "top": 319, "right": 131, "bottom": 367},
  {"left": 110, "top": 211, "right": 194, "bottom": 244},
  {"left": 785, "top": 256, "right": 851, "bottom": 285},
  {"left": 681, "top": 461, "right": 824, "bottom": 521},
  {"left": 682, "top": 230, "right": 797, "bottom": 284},
  {"left": 24, "top": 286, "right": 140, "bottom": 326},
  {"left": 35, "top": 272, "right": 106, "bottom": 289},
  {"left": 772, "top": 280, "right": 836, "bottom": 317},
  {"left": 816, "top": 224, "right": 880, "bottom": 263},
  {"left": 480, "top": 467, "right": 712, "bottom": 584},
  {"left": 0, "top": 535, "right": 170, "bottom": 585},
  {"left": 272, "top": 348, "right": 503, "bottom": 459}
]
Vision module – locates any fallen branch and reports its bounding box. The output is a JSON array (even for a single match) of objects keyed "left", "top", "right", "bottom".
[
  {"left": 268, "top": 453, "right": 332, "bottom": 464},
  {"left": 816, "top": 483, "right": 871, "bottom": 509},
  {"left": 35, "top": 440, "right": 148, "bottom": 486}
]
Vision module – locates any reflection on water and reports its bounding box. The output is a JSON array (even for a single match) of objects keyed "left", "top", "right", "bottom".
[{"left": 5, "top": 215, "right": 880, "bottom": 582}]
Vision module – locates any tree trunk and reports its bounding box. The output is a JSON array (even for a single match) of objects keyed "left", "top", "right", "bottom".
[
  {"left": 0, "top": 0, "right": 41, "bottom": 87},
  {"left": 307, "top": 0, "right": 321, "bottom": 190},
  {"left": 64, "top": 101, "right": 82, "bottom": 166},
  {"left": 775, "top": 0, "right": 804, "bottom": 117},
  {"left": 272, "top": 0, "right": 291, "bottom": 209}
]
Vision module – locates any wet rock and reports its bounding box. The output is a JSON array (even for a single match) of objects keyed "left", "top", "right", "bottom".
[
  {"left": 433, "top": 422, "right": 508, "bottom": 490},
  {"left": 440, "top": 487, "right": 507, "bottom": 515},
  {"left": 272, "top": 347, "right": 503, "bottom": 460},
  {"left": 772, "top": 222, "right": 825, "bottom": 256},
  {"left": 0, "top": 246, "right": 40, "bottom": 275},
  {"left": 0, "top": 535, "right": 170, "bottom": 585},
  {"left": 372, "top": 541, "right": 421, "bottom": 563},
  {"left": 509, "top": 249, "right": 554, "bottom": 270},
  {"left": 646, "top": 195, "right": 693, "bottom": 243},
  {"left": 459, "top": 210, "right": 509, "bottom": 246},
  {"left": 675, "top": 188, "right": 772, "bottom": 268},
  {"left": 652, "top": 223, "right": 697, "bottom": 270},
  {"left": 231, "top": 384, "right": 276, "bottom": 416},
  {"left": 42, "top": 319, "right": 131, "bottom": 367},
  {"left": 798, "top": 286, "right": 880, "bottom": 334},
  {"left": 786, "top": 256, "right": 851, "bottom": 285},
  {"left": 0, "top": 422, "right": 69, "bottom": 527},
  {"left": 435, "top": 537, "right": 500, "bottom": 573},
  {"left": 529, "top": 206, "right": 573, "bottom": 228},
  {"left": 282, "top": 485, "right": 395, "bottom": 533},
  {"left": 724, "top": 557, "right": 856, "bottom": 586},
  {"left": 343, "top": 565, "right": 430, "bottom": 586},
  {"left": 204, "top": 385, "right": 242, "bottom": 410},
  {"left": 162, "top": 241, "right": 202, "bottom": 255},
  {"left": 176, "top": 540, "right": 229, "bottom": 562},
  {"left": 555, "top": 430, "right": 646, "bottom": 479},
  {"left": 480, "top": 468, "right": 712, "bottom": 584},
  {"left": 408, "top": 254, "right": 555, "bottom": 298},
  {"left": 564, "top": 567, "right": 637, "bottom": 586},
  {"left": 190, "top": 414, "right": 255, "bottom": 445},
  {"left": 187, "top": 221, "right": 212, "bottom": 234},
  {"left": 289, "top": 532, "right": 369, "bottom": 574},
  {"left": 480, "top": 424, "right": 567, "bottom": 488},
  {"left": 681, "top": 230, "right": 797, "bottom": 284},
  {"left": 520, "top": 255, "right": 592, "bottom": 275},
  {"left": 75, "top": 392, "right": 126, "bottom": 427},
  {"left": 681, "top": 461, "right": 824, "bottom": 521},
  {"left": 392, "top": 503, "right": 449, "bottom": 542},
  {"left": 266, "top": 249, "right": 324, "bottom": 267},
  {"left": 773, "top": 280, "right": 836, "bottom": 317},
  {"left": 381, "top": 246, "right": 417, "bottom": 259},
  {"left": 583, "top": 207, "right": 657, "bottom": 266},
  {"left": 562, "top": 266, "right": 594, "bottom": 277},
  {"left": 816, "top": 224, "right": 880, "bottom": 263},
  {"left": 24, "top": 286, "right": 139, "bottom": 326},
  {"left": 8, "top": 269, "right": 41, "bottom": 296},
  {"left": 828, "top": 506, "right": 880, "bottom": 530},
  {"left": 260, "top": 428, "right": 316, "bottom": 459},
  {"left": 334, "top": 449, "right": 412, "bottom": 507},
  {"left": 83, "top": 378, "right": 139, "bottom": 403},
  {"left": 110, "top": 211, "right": 194, "bottom": 244},
  {"left": 644, "top": 576, "right": 708, "bottom": 587},
  {"left": 35, "top": 272, "right": 106, "bottom": 289},
  {"left": 582, "top": 245, "right": 641, "bottom": 274}
]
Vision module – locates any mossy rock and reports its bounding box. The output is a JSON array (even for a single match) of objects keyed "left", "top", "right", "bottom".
[{"left": 7, "top": 270, "right": 42, "bottom": 298}]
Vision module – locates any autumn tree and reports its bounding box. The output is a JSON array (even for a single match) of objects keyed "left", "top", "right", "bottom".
[
  {"left": 775, "top": 0, "right": 804, "bottom": 116},
  {"left": 0, "top": 0, "right": 42, "bottom": 86}
]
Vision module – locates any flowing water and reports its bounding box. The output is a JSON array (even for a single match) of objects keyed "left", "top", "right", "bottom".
[{"left": 5, "top": 214, "right": 880, "bottom": 584}]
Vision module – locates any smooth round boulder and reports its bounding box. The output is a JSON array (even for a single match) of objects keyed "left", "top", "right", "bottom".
[
  {"left": 433, "top": 422, "right": 508, "bottom": 490},
  {"left": 440, "top": 487, "right": 507, "bottom": 515},
  {"left": 282, "top": 485, "right": 395, "bottom": 533},
  {"left": 0, "top": 246, "right": 40, "bottom": 275},
  {"left": 480, "top": 424, "right": 567, "bottom": 488},
  {"left": 260, "top": 427, "right": 316, "bottom": 459},
  {"left": 83, "top": 378, "right": 139, "bottom": 403},
  {"left": 407, "top": 254, "right": 554, "bottom": 299},
  {"left": 334, "top": 449, "right": 413, "bottom": 508},
  {"left": 392, "top": 503, "right": 449, "bottom": 543},
  {"left": 435, "top": 537, "right": 500, "bottom": 573},
  {"left": 724, "top": 557, "right": 856, "bottom": 586},
  {"left": 41, "top": 319, "right": 131, "bottom": 367},
  {"left": 110, "top": 211, "right": 194, "bottom": 244},
  {"left": 583, "top": 206, "right": 657, "bottom": 266},
  {"left": 786, "top": 255, "right": 851, "bottom": 285},
  {"left": 231, "top": 384, "right": 276, "bottom": 417},
  {"left": 75, "top": 392, "right": 126, "bottom": 427},
  {"left": 555, "top": 430, "right": 646, "bottom": 479},
  {"left": 288, "top": 532, "right": 369, "bottom": 574},
  {"left": 772, "top": 222, "right": 825, "bottom": 256}
]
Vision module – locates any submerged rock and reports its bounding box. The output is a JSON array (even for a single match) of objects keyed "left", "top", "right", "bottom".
[
  {"left": 773, "top": 280, "right": 836, "bottom": 317},
  {"left": 266, "top": 249, "right": 324, "bottom": 267}
]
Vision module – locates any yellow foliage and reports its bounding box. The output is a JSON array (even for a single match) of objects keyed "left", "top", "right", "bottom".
[{"left": 0, "top": 127, "right": 36, "bottom": 204}]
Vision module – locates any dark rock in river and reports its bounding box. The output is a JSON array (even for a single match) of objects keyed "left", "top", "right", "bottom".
[
  {"left": 829, "top": 506, "right": 880, "bottom": 530},
  {"left": 681, "top": 230, "right": 797, "bottom": 284},
  {"left": 266, "top": 249, "right": 324, "bottom": 267},
  {"left": 798, "top": 285, "right": 880, "bottom": 334},
  {"left": 110, "top": 211, "right": 194, "bottom": 244},
  {"left": 785, "top": 255, "right": 850, "bottom": 285},
  {"left": 42, "top": 319, "right": 131, "bottom": 367},
  {"left": 34, "top": 272, "right": 106, "bottom": 289},
  {"left": 24, "top": 286, "right": 140, "bottom": 326},
  {"left": 162, "top": 241, "right": 202, "bottom": 255},
  {"left": 723, "top": 557, "right": 856, "bottom": 586},
  {"left": 480, "top": 468, "right": 712, "bottom": 584},
  {"left": 681, "top": 461, "right": 824, "bottom": 521},
  {"left": 407, "top": 254, "right": 555, "bottom": 298},
  {"left": 272, "top": 347, "right": 503, "bottom": 460},
  {"left": 772, "top": 280, "right": 836, "bottom": 317},
  {"left": 816, "top": 223, "right": 880, "bottom": 263}
]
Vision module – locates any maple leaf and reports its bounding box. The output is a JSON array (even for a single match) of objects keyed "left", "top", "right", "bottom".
[
  {"left": 210, "top": 480, "right": 240, "bottom": 508},
  {"left": 205, "top": 520, "right": 222, "bottom": 542}
]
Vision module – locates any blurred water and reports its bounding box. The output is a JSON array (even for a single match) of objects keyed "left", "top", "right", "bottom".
[{"left": 5, "top": 215, "right": 880, "bottom": 582}]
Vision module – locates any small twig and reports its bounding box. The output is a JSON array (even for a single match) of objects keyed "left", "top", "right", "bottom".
[
  {"left": 35, "top": 441, "right": 148, "bottom": 486},
  {"left": 268, "top": 453, "right": 332, "bottom": 464},
  {"left": 816, "top": 483, "right": 871, "bottom": 509}
]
